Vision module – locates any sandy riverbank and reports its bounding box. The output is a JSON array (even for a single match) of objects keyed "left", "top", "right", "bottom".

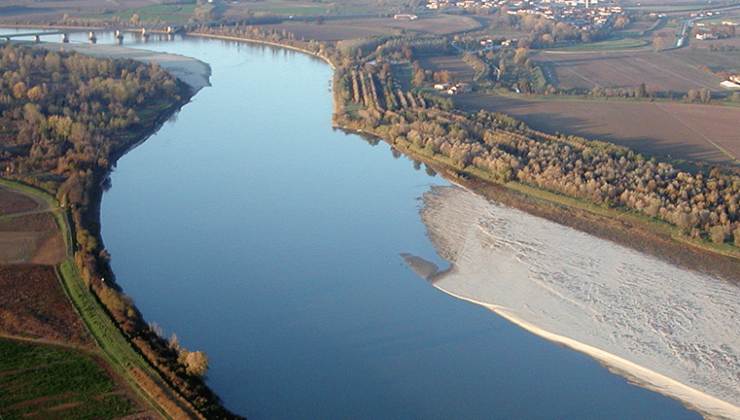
[
  {"left": 35, "top": 42, "right": 211, "bottom": 93},
  {"left": 404, "top": 185, "right": 740, "bottom": 419}
]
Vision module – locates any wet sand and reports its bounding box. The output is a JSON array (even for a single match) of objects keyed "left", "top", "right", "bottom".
[{"left": 405, "top": 185, "right": 740, "bottom": 419}]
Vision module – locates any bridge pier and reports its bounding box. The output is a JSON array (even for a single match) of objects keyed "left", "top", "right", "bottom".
[
  {"left": 115, "top": 30, "right": 124, "bottom": 44},
  {"left": 61, "top": 33, "right": 69, "bottom": 43},
  {"left": 88, "top": 31, "right": 97, "bottom": 44},
  {"left": 141, "top": 28, "right": 150, "bottom": 41},
  {"left": 34, "top": 35, "right": 40, "bottom": 43}
]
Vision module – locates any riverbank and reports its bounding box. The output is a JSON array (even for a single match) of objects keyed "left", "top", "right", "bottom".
[
  {"left": 34, "top": 42, "right": 212, "bottom": 94},
  {"left": 0, "top": 41, "right": 232, "bottom": 418},
  {"left": 186, "top": 32, "right": 337, "bottom": 70},
  {"left": 181, "top": 29, "right": 738, "bottom": 282},
  {"left": 186, "top": 32, "right": 342, "bottom": 116},
  {"left": 442, "top": 289, "right": 740, "bottom": 420},
  {"left": 2, "top": 26, "right": 736, "bottom": 416},
  {"left": 344, "top": 126, "right": 740, "bottom": 280},
  {"left": 405, "top": 185, "right": 740, "bottom": 419},
  {"left": 0, "top": 178, "right": 203, "bottom": 419}
]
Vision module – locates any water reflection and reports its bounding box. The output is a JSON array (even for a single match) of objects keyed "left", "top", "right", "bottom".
[{"left": 0, "top": 27, "right": 706, "bottom": 419}]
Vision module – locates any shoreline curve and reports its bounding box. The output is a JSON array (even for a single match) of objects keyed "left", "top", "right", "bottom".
[{"left": 433, "top": 280, "right": 740, "bottom": 420}]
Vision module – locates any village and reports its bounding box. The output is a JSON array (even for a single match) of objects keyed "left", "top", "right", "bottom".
[{"left": 427, "top": 0, "right": 626, "bottom": 30}]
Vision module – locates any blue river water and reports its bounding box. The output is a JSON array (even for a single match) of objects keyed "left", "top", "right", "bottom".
[{"left": 1, "top": 29, "right": 700, "bottom": 419}]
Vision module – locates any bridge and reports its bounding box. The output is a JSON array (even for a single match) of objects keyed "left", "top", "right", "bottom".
[
  {"left": 0, "top": 30, "right": 74, "bottom": 43},
  {"left": 0, "top": 26, "right": 182, "bottom": 44}
]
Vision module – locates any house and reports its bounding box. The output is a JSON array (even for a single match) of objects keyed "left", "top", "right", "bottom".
[
  {"left": 456, "top": 83, "right": 472, "bottom": 93},
  {"left": 434, "top": 83, "right": 450, "bottom": 90},
  {"left": 695, "top": 32, "right": 718, "bottom": 40},
  {"left": 446, "top": 83, "right": 472, "bottom": 95}
]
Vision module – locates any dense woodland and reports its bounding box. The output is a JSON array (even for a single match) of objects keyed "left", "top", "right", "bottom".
[{"left": 0, "top": 44, "right": 234, "bottom": 418}]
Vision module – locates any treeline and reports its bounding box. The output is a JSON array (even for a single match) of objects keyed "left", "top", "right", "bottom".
[
  {"left": 192, "top": 23, "right": 739, "bottom": 249},
  {"left": 0, "top": 45, "right": 237, "bottom": 418},
  {"left": 337, "top": 103, "right": 740, "bottom": 248},
  {"left": 336, "top": 65, "right": 428, "bottom": 113},
  {"left": 192, "top": 23, "right": 335, "bottom": 61}
]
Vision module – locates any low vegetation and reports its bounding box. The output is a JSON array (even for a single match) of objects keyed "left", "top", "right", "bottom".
[{"left": 0, "top": 338, "right": 137, "bottom": 419}]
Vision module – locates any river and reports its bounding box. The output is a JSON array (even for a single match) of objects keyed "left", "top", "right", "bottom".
[{"left": 2, "top": 29, "right": 724, "bottom": 419}]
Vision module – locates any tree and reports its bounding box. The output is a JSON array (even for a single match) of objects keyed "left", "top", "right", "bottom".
[
  {"left": 637, "top": 82, "right": 647, "bottom": 98},
  {"left": 614, "top": 15, "right": 630, "bottom": 30},
  {"left": 12, "top": 81, "right": 27, "bottom": 99},
  {"left": 514, "top": 47, "right": 529, "bottom": 65},
  {"left": 652, "top": 34, "right": 669, "bottom": 51},
  {"left": 27, "top": 85, "right": 45, "bottom": 102},
  {"left": 699, "top": 88, "right": 711, "bottom": 104},
  {"left": 686, "top": 89, "right": 700, "bottom": 103},
  {"left": 434, "top": 70, "right": 451, "bottom": 84},
  {"left": 710, "top": 225, "right": 727, "bottom": 244},
  {"left": 180, "top": 350, "right": 209, "bottom": 377},
  {"left": 413, "top": 68, "right": 425, "bottom": 86}
]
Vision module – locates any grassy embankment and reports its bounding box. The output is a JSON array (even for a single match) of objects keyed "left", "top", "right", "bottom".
[{"left": 0, "top": 178, "right": 199, "bottom": 419}]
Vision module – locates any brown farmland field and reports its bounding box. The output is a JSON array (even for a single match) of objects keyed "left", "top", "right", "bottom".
[
  {"left": 373, "top": 15, "right": 481, "bottom": 35},
  {"left": 535, "top": 50, "right": 724, "bottom": 92},
  {"left": 0, "top": 212, "right": 66, "bottom": 265},
  {"left": 262, "top": 20, "right": 391, "bottom": 41},
  {"left": 418, "top": 54, "right": 476, "bottom": 82},
  {"left": 0, "top": 265, "right": 91, "bottom": 345},
  {"left": 0, "top": 186, "right": 39, "bottom": 214},
  {"left": 262, "top": 15, "right": 481, "bottom": 41},
  {"left": 669, "top": 44, "right": 740, "bottom": 74},
  {"left": 456, "top": 93, "right": 740, "bottom": 165}
]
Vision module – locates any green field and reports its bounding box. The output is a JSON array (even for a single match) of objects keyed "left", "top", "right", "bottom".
[
  {"left": 97, "top": 4, "right": 197, "bottom": 24},
  {"left": 548, "top": 37, "right": 650, "bottom": 52},
  {"left": 0, "top": 338, "right": 135, "bottom": 419},
  {"left": 624, "top": 4, "right": 714, "bottom": 12},
  {"left": 247, "top": 4, "right": 335, "bottom": 16}
]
